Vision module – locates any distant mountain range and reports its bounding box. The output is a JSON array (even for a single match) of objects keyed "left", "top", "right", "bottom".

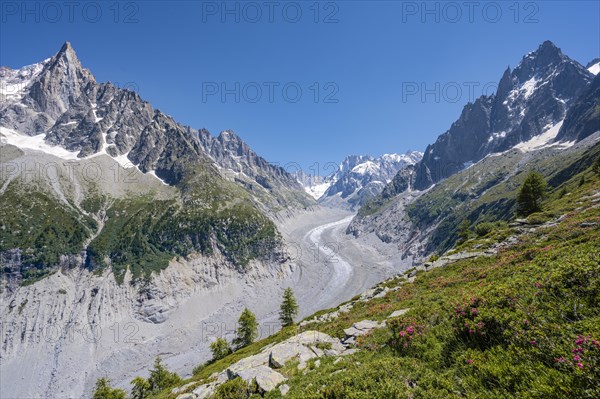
[{"left": 294, "top": 151, "right": 423, "bottom": 209}]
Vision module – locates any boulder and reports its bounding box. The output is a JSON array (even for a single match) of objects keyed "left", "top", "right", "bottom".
[
  {"left": 324, "top": 348, "right": 341, "bottom": 356},
  {"left": 372, "top": 287, "right": 390, "bottom": 299},
  {"left": 209, "top": 372, "right": 228, "bottom": 384},
  {"left": 192, "top": 383, "right": 217, "bottom": 399},
  {"left": 269, "top": 342, "right": 316, "bottom": 368},
  {"left": 227, "top": 351, "right": 270, "bottom": 377},
  {"left": 339, "top": 348, "right": 359, "bottom": 356},
  {"left": 233, "top": 365, "right": 287, "bottom": 392},
  {"left": 388, "top": 308, "right": 410, "bottom": 318},
  {"left": 343, "top": 320, "right": 385, "bottom": 340},
  {"left": 339, "top": 303, "right": 354, "bottom": 313},
  {"left": 279, "top": 383, "right": 290, "bottom": 396}
]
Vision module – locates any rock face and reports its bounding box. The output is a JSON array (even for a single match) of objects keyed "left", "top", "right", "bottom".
[
  {"left": 413, "top": 40, "right": 594, "bottom": 190},
  {"left": 0, "top": 41, "right": 312, "bottom": 282},
  {"left": 554, "top": 73, "right": 600, "bottom": 143},
  {"left": 198, "top": 130, "right": 303, "bottom": 191},
  {"left": 347, "top": 189, "right": 422, "bottom": 249},
  {"left": 0, "top": 251, "right": 291, "bottom": 399}
]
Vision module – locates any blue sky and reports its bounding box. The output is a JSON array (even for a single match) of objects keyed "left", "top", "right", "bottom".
[{"left": 1, "top": 1, "right": 599, "bottom": 172}]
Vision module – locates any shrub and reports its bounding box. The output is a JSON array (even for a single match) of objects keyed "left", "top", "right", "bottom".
[
  {"left": 130, "top": 357, "right": 181, "bottom": 398},
  {"left": 148, "top": 357, "right": 181, "bottom": 392},
  {"left": 526, "top": 212, "right": 549, "bottom": 225},
  {"left": 558, "top": 186, "right": 569, "bottom": 198},
  {"left": 130, "top": 377, "right": 150, "bottom": 399},
  {"left": 474, "top": 222, "right": 495, "bottom": 237},
  {"left": 569, "top": 335, "right": 600, "bottom": 390},
  {"left": 192, "top": 363, "right": 205, "bottom": 375},
  {"left": 212, "top": 377, "right": 249, "bottom": 399},
  {"left": 210, "top": 338, "right": 232, "bottom": 361},
  {"left": 388, "top": 316, "right": 425, "bottom": 355},
  {"left": 428, "top": 254, "right": 440, "bottom": 262},
  {"left": 451, "top": 297, "right": 510, "bottom": 348},
  {"left": 458, "top": 219, "right": 471, "bottom": 243}
]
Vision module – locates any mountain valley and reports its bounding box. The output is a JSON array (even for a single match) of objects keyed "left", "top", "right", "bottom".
[{"left": 1, "top": 39, "right": 599, "bottom": 399}]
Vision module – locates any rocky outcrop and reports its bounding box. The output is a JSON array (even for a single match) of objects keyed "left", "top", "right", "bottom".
[
  {"left": 343, "top": 320, "right": 386, "bottom": 343},
  {"left": 172, "top": 330, "right": 356, "bottom": 398}
]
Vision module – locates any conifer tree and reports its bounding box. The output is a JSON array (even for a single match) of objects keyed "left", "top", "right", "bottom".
[{"left": 279, "top": 287, "right": 299, "bottom": 327}]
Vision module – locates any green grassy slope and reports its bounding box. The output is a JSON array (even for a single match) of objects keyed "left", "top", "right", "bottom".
[
  {"left": 408, "top": 143, "right": 600, "bottom": 254},
  {"left": 1, "top": 159, "right": 283, "bottom": 285},
  {"left": 137, "top": 156, "right": 600, "bottom": 399}
]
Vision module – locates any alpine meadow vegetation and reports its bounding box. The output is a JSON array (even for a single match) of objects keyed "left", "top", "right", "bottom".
[{"left": 96, "top": 155, "right": 600, "bottom": 399}]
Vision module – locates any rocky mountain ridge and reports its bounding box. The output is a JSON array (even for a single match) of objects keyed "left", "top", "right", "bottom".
[
  {"left": 412, "top": 40, "right": 594, "bottom": 190},
  {"left": 0, "top": 42, "right": 309, "bottom": 209}
]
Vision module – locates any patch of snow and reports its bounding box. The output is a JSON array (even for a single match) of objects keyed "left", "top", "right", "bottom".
[
  {"left": 488, "top": 131, "right": 507, "bottom": 142},
  {"left": 514, "top": 121, "right": 564, "bottom": 152},
  {"left": 112, "top": 152, "right": 135, "bottom": 169},
  {"left": 304, "top": 182, "right": 332, "bottom": 200},
  {"left": 147, "top": 170, "right": 169, "bottom": 186},
  {"left": 521, "top": 77, "right": 539, "bottom": 99},
  {"left": 0, "top": 127, "right": 162, "bottom": 183},
  {"left": 91, "top": 108, "right": 103, "bottom": 123},
  {"left": 588, "top": 62, "right": 600, "bottom": 75},
  {"left": 351, "top": 161, "right": 380, "bottom": 175},
  {"left": 0, "top": 126, "right": 81, "bottom": 160}
]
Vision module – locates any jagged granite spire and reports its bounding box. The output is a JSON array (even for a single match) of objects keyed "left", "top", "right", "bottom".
[{"left": 26, "top": 41, "right": 95, "bottom": 120}]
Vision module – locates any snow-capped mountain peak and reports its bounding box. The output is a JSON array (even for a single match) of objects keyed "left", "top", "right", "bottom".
[
  {"left": 415, "top": 41, "right": 594, "bottom": 190},
  {"left": 0, "top": 42, "right": 304, "bottom": 194},
  {"left": 0, "top": 59, "right": 49, "bottom": 103},
  {"left": 352, "top": 160, "right": 380, "bottom": 175},
  {"left": 295, "top": 151, "right": 423, "bottom": 208}
]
